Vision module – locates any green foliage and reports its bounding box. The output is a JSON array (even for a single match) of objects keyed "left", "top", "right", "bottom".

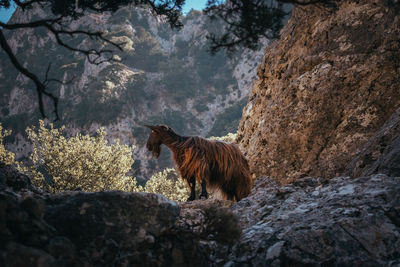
[
  {"left": 129, "top": 8, "right": 150, "bottom": 29},
  {"left": 110, "top": 35, "right": 135, "bottom": 52},
  {"left": 0, "top": 123, "right": 15, "bottom": 165},
  {"left": 208, "top": 133, "right": 237, "bottom": 143},
  {"left": 194, "top": 46, "right": 227, "bottom": 82},
  {"left": 108, "top": 7, "right": 132, "bottom": 25},
  {"left": 131, "top": 125, "right": 147, "bottom": 144},
  {"left": 26, "top": 120, "right": 137, "bottom": 193},
  {"left": 144, "top": 168, "right": 189, "bottom": 202},
  {"left": 146, "top": 110, "right": 185, "bottom": 134},
  {"left": 1, "top": 112, "right": 42, "bottom": 143},
  {"left": 126, "top": 74, "right": 148, "bottom": 102},
  {"left": 69, "top": 63, "right": 144, "bottom": 126},
  {"left": 174, "top": 38, "right": 191, "bottom": 59},
  {"left": 72, "top": 95, "right": 123, "bottom": 127},
  {"left": 184, "top": 10, "right": 202, "bottom": 21},
  {"left": 208, "top": 98, "right": 247, "bottom": 137},
  {"left": 130, "top": 26, "right": 166, "bottom": 72},
  {"left": 145, "top": 109, "right": 203, "bottom": 138},
  {"left": 194, "top": 102, "right": 209, "bottom": 113},
  {"left": 160, "top": 57, "right": 198, "bottom": 102}
]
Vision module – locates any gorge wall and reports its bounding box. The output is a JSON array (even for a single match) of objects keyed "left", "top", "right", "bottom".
[{"left": 237, "top": 0, "right": 400, "bottom": 182}]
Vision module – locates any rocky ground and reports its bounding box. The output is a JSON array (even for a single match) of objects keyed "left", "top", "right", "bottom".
[{"left": 1, "top": 162, "right": 399, "bottom": 266}]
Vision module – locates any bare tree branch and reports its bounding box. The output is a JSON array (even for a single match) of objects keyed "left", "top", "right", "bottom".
[
  {"left": 0, "top": 29, "right": 59, "bottom": 120},
  {"left": 14, "top": 0, "right": 46, "bottom": 9},
  {"left": 0, "top": 18, "right": 125, "bottom": 64},
  {"left": 279, "top": 0, "right": 334, "bottom": 5},
  {"left": 205, "top": 0, "right": 336, "bottom": 54},
  {"left": 43, "top": 63, "right": 75, "bottom": 86},
  {"left": 205, "top": 0, "right": 287, "bottom": 54}
]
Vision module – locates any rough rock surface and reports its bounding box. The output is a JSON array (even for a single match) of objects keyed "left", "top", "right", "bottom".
[
  {"left": 229, "top": 175, "right": 400, "bottom": 266},
  {"left": 1, "top": 163, "right": 399, "bottom": 266},
  {"left": 237, "top": 0, "right": 400, "bottom": 182},
  {"left": 344, "top": 106, "right": 400, "bottom": 177},
  {"left": 0, "top": 163, "right": 239, "bottom": 266},
  {"left": 0, "top": 163, "right": 182, "bottom": 266}
]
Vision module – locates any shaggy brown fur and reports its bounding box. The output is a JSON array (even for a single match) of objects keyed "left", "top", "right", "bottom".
[{"left": 145, "top": 124, "right": 253, "bottom": 201}]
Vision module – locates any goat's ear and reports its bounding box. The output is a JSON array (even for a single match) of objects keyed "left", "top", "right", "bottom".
[{"left": 160, "top": 125, "right": 169, "bottom": 131}]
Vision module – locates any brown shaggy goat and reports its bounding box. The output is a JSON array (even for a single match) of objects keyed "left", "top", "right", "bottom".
[{"left": 145, "top": 124, "right": 252, "bottom": 201}]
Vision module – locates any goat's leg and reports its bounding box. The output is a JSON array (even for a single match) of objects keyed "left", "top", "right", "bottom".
[
  {"left": 199, "top": 179, "right": 208, "bottom": 199},
  {"left": 187, "top": 176, "right": 196, "bottom": 201}
]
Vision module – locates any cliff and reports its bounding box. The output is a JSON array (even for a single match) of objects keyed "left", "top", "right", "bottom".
[{"left": 237, "top": 0, "right": 400, "bottom": 182}]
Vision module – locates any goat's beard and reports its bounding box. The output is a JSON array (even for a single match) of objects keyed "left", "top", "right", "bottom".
[{"left": 151, "top": 144, "right": 161, "bottom": 159}]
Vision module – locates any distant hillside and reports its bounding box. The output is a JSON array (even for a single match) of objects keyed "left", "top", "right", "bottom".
[{"left": 0, "top": 6, "right": 267, "bottom": 179}]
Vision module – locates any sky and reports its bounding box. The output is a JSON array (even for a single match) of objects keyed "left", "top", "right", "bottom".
[{"left": 0, "top": 0, "right": 208, "bottom": 23}]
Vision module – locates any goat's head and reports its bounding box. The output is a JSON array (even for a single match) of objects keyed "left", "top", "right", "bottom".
[{"left": 144, "top": 124, "right": 170, "bottom": 159}]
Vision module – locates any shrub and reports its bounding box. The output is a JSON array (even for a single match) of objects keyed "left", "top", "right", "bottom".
[
  {"left": 144, "top": 168, "right": 189, "bottom": 202},
  {"left": 207, "top": 98, "right": 247, "bottom": 137},
  {"left": 208, "top": 133, "right": 237, "bottom": 143},
  {"left": 26, "top": 120, "right": 137, "bottom": 193},
  {"left": 0, "top": 123, "right": 15, "bottom": 165}
]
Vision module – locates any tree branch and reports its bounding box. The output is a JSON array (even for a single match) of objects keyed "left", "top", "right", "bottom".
[
  {"left": 0, "top": 18, "right": 125, "bottom": 64},
  {"left": 278, "top": 0, "right": 333, "bottom": 5},
  {"left": 0, "top": 29, "right": 59, "bottom": 120}
]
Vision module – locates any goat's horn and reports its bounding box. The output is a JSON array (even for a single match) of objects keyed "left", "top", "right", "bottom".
[{"left": 144, "top": 124, "right": 154, "bottom": 130}]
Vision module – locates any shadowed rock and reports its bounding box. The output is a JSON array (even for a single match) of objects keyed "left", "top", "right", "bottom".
[{"left": 1, "top": 163, "right": 399, "bottom": 266}]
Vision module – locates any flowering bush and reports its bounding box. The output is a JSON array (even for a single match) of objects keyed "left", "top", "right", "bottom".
[
  {"left": 144, "top": 168, "right": 189, "bottom": 202},
  {"left": 0, "top": 123, "right": 15, "bottom": 165},
  {"left": 26, "top": 120, "right": 137, "bottom": 193},
  {"left": 208, "top": 132, "right": 237, "bottom": 143}
]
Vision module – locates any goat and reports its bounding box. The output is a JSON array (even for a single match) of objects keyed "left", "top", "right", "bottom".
[{"left": 145, "top": 124, "right": 252, "bottom": 201}]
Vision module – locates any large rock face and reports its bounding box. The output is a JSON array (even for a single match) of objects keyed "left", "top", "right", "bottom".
[
  {"left": 237, "top": 0, "right": 400, "bottom": 182},
  {"left": 1, "top": 164, "right": 399, "bottom": 266}
]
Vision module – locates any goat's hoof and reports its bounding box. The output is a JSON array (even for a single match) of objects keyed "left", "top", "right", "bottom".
[
  {"left": 199, "top": 195, "right": 208, "bottom": 200},
  {"left": 186, "top": 196, "right": 195, "bottom": 202}
]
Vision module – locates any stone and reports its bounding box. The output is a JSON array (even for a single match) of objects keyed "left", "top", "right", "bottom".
[
  {"left": 237, "top": 0, "right": 400, "bottom": 182},
  {"left": 345, "top": 106, "right": 400, "bottom": 177},
  {"left": 1, "top": 163, "right": 399, "bottom": 266},
  {"left": 227, "top": 174, "right": 400, "bottom": 266}
]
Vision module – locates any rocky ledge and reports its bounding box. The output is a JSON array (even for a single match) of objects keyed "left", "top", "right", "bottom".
[
  {"left": 230, "top": 174, "right": 400, "bottom": 266},
  {"left": 1, "top": 163, "right": 399, "bottom": 266}
]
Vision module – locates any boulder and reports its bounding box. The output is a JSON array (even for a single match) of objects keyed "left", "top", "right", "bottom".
[
  {"left": 1, "top": 164, "right": 399, "bottom": 266},
  {"left": 228, "top": 174, "right": 400, "bottom": 266}
]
